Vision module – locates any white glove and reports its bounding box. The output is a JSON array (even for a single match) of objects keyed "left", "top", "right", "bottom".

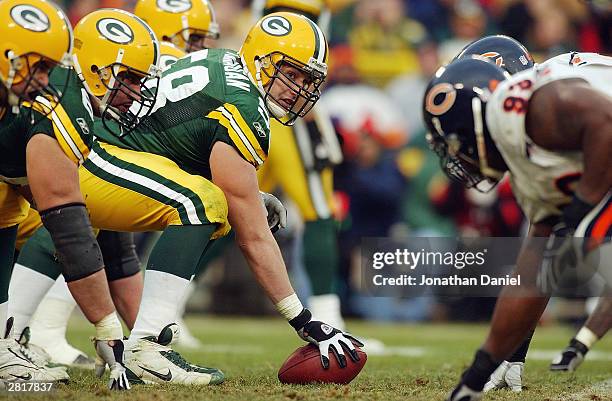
[
  {"left": 259, "top": 191, "right": 287, "bottom": 233},
  {"left": 483, "top": 361, "right": 523, "bottom": 392},
  {"left": 94, "top": 339, "right": 131, "bottom": 390}
]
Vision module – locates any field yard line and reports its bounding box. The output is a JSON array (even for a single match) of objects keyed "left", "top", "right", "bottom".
[
  {"left": 197, "top": 344, "right": 265, "bottom": 353},
  {"left": 527, "top": 349, "right": 612, "bottom": 361},
  {"left": 364, "top": 346, "right": 427, "bottom": 357},
  {"left": 561, "top": 378, "right": 612, "bottom": 401}
]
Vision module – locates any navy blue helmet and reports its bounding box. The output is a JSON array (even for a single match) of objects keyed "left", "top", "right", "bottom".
[
  {"left": 455, "top": 35, "right": 534, "bottom": 74},
  {"left": 422, "top": 57, "right": 511, "bottom": 190}
]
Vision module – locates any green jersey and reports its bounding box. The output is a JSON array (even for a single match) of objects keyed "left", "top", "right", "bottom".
[
  {"left": 0, "top": 67, "right": 95, "bottom": 185},
  {"left": 94, "top": 48, "right": 271, "bottom": 179}
]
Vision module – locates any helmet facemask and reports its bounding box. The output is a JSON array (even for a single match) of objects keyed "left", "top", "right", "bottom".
[
  {"left": 426, "top": 96, "right": 503, "bottom": 194},
  {"left": 96, "top": 61, "right": 160, "bottom": 135},
  {"left": 173, "top": 28, "right": 220, "bottom": 52},
  {"left": 257, "top": 52, "right": 325, "bottom": 126},
  {"left": 169, "top": 15, "right": 219, "bottom": 52},
  {"left": 4, "top": 52, "right": 70, "bottom": 110}
]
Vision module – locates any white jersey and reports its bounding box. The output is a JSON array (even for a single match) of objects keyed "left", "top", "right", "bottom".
[{"left": 486, "top": 52, "right": 612, "bottom": 223}]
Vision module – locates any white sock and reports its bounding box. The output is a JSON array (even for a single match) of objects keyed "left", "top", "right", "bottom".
[
  {"left": 575, "top": 327, "right": 598, "bottom": 349},
  {"left": 45, "top": 275, "right": 76, "bottom": 303},
  {"left": 177, "top": 281, "right": 196, "bottom": 320},
  {"left": 8, "top": 263, "right": 55, "bottom": 340},
  {"left": 0, "top": 301, "right": 7, "bottom": 337},
  {"left": 29, "top": 277, "right": 76, "bottom": 348},
  {"left": 128, "top": 270, "right": 190, "bottom": 343},
  {"left": 308, "top": 294, "right": 345, "bottom": 330}
]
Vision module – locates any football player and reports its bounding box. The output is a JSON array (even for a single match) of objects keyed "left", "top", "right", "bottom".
[
  {"left": 15, "top": 0, "right": 200, "bottom": 364},
  {"left": 423, "top": 54, "right": 611, "bottom": 400},
  {"left": 194, "top": 0, "right": 345, "bottom": 331},
  {"left": 454, "top": 35, "right": 535, "bottom": 393},
  {"left": 0, "top": 2, "right": 161, "bottom": 389},
  {"left": 134, "top": 0, "right": 219, "bottom": 52},
  {"left": 16, "top": 12, "right": 361, "bottom": 385},
  {"left": 456, "top": 41, "right": 612, "bottom": 388}
]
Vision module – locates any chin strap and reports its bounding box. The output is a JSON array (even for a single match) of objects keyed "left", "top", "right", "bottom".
[
  {"left": 248, "top": 55, "right": 288, "bottom": 120},
  {"left": 472, "top": 96, "right": 504, "bottom": 181}
]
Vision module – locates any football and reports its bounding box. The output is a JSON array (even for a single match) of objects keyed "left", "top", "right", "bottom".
[{"left": 278, "top": 344, "right": 367, "bottom": 384}]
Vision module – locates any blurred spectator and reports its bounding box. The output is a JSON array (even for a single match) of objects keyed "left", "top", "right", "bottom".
[
  {"left": 438, "top": 0, "right": 489, "bottom": 62},
  {"left": 386, "top": 40, "right": 440, "bottom": 139},
  {"left": 331, "top": 0, "right": 428, "bottom": 86}
]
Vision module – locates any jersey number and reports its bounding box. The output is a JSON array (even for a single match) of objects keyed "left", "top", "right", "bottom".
[{"left": 148, "top": 50, "right": 211, "bottom": 114}]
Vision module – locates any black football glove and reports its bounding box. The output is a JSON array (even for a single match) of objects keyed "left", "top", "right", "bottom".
[
  {"left": 539, "top": 195, "right": 595, "bottom": 294},
  {"left": 289, "top": 308, "right": 363, "bottom": 369}
]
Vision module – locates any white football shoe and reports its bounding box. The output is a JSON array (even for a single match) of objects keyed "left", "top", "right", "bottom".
[
  {"left": 15, "top": 327, "right": 70, "bottom": 382},
  {"left": 0, "top": 320, "right": 68, "bottom": 383},
  {"left": 483, "top": 360, "right": 523, "bottom": 392},
  {"left": 447, "top": 384, "right": 483, "bottom": 401},
  {"left": 124, "top": 323, "right": 224, "bottom": 385}
]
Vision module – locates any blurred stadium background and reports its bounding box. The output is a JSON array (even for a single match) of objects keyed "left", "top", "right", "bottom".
[{"left": 51, "top": 0, "right": 611, "bottom": 326}]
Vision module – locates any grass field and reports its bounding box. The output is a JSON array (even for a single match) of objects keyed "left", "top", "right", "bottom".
[{"left": 12, "top": 316, "right": 612, "bottom": 401}]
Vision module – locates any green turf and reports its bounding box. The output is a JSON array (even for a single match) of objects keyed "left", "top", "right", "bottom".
[{"left": 9, "top": 316, "right": 612, "bottom": 401}]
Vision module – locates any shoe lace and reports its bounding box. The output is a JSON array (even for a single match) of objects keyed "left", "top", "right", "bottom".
[
  {"left": 161, "top": 350, "right": 196, "bottom": 372},
  {"left": 17, "top": 344, "right": 46, "bottom": 367}
]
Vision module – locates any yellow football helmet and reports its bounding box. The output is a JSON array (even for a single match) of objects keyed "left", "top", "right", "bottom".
[
  {"left": 263, "top": 0, "right": 324, "bottom": 18},
  {"left": 0, "top": 0, "right": 72, "bottom": 103},
  {"left": 159, "top": 42, "right": 187, "bottom": 69},
  {"left": 72, "top": 8, "right": 160, "bottom": 131},
  {"left": 240, "top": 12, "right": 328, "bottom": 125},
  {"left": 134, "top": 0, "right": 219, "bottom": 52}
]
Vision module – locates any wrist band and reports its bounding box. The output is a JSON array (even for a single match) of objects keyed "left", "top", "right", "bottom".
[{"left": 275, "top": 293, "right": 304, "bottom": 321}]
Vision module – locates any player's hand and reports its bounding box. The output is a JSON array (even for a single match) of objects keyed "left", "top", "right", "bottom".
[
  {"left": 483, "top": 361, "right": 523, "bottom": 392},
  {"left": 538, "top": 223, "right": 579, "bottom": 294},
  {"left": 93, "top": 339, "right": 131, "bottom": 390},
  {"left": 290, "top": 308, "right": 363, "bottom": 369},
  {"left": 260, "top": 191, "right": 287, "bottom": 233}
]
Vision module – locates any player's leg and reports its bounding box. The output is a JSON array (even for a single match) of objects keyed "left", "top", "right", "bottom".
[
  {"left": 484, "top": 330, "right": 533, "bottom": 392},
  {"left": 28, "top": 276, "right": 94, "bottom": 368},
  {"left": 265, "top": 119, "right": 343, "bottom": 327},
  {"left": 9, "top": 210, "right": 61, "bottom": 342},
  {"left": 551, "top": 296, "right": 612, "bottom": 371},
  {"left": 448, "top": 224, "right": 551, "bottom": 401},
  {"left": 81, "top": 142, "right": 228, "bottom": 385},
  {"left": 97, "top": 231, "right": 142, "bottom": 330},
  {"left": 0, "top": 184, "right": 66, "bottom": 382}
]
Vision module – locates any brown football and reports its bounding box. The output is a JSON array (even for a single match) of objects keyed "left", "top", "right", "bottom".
[{"left": 278, "top": 344, "right": 367, "bottom": 384}]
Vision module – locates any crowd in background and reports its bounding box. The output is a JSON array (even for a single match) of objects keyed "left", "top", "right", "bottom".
[{"left": 54, "top": 0, "right": 612, "bottom": 322}]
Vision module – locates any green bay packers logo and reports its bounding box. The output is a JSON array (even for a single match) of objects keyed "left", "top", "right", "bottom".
[
  {"left": 157, "top": 0, "right": 192, "bottom": 13},
  {"left": 10, "top": 5, "right": 50, "bottom": 32},
  {"left": 261, "top": 16, "right": 292, "bottom": 36},
  {"left": 96, "top": 18, "right": 134, "bottom": 44},
  {"left": 425, "top": 83, "right": 457, "bottom": 116}
]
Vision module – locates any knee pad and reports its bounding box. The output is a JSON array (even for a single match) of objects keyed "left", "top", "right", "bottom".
[
  {"left": 96, "top": 231, "right": 141, "bottom": 281},
  {"left": 40, "top": 203, "right": 103, "bottom": 282}
]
